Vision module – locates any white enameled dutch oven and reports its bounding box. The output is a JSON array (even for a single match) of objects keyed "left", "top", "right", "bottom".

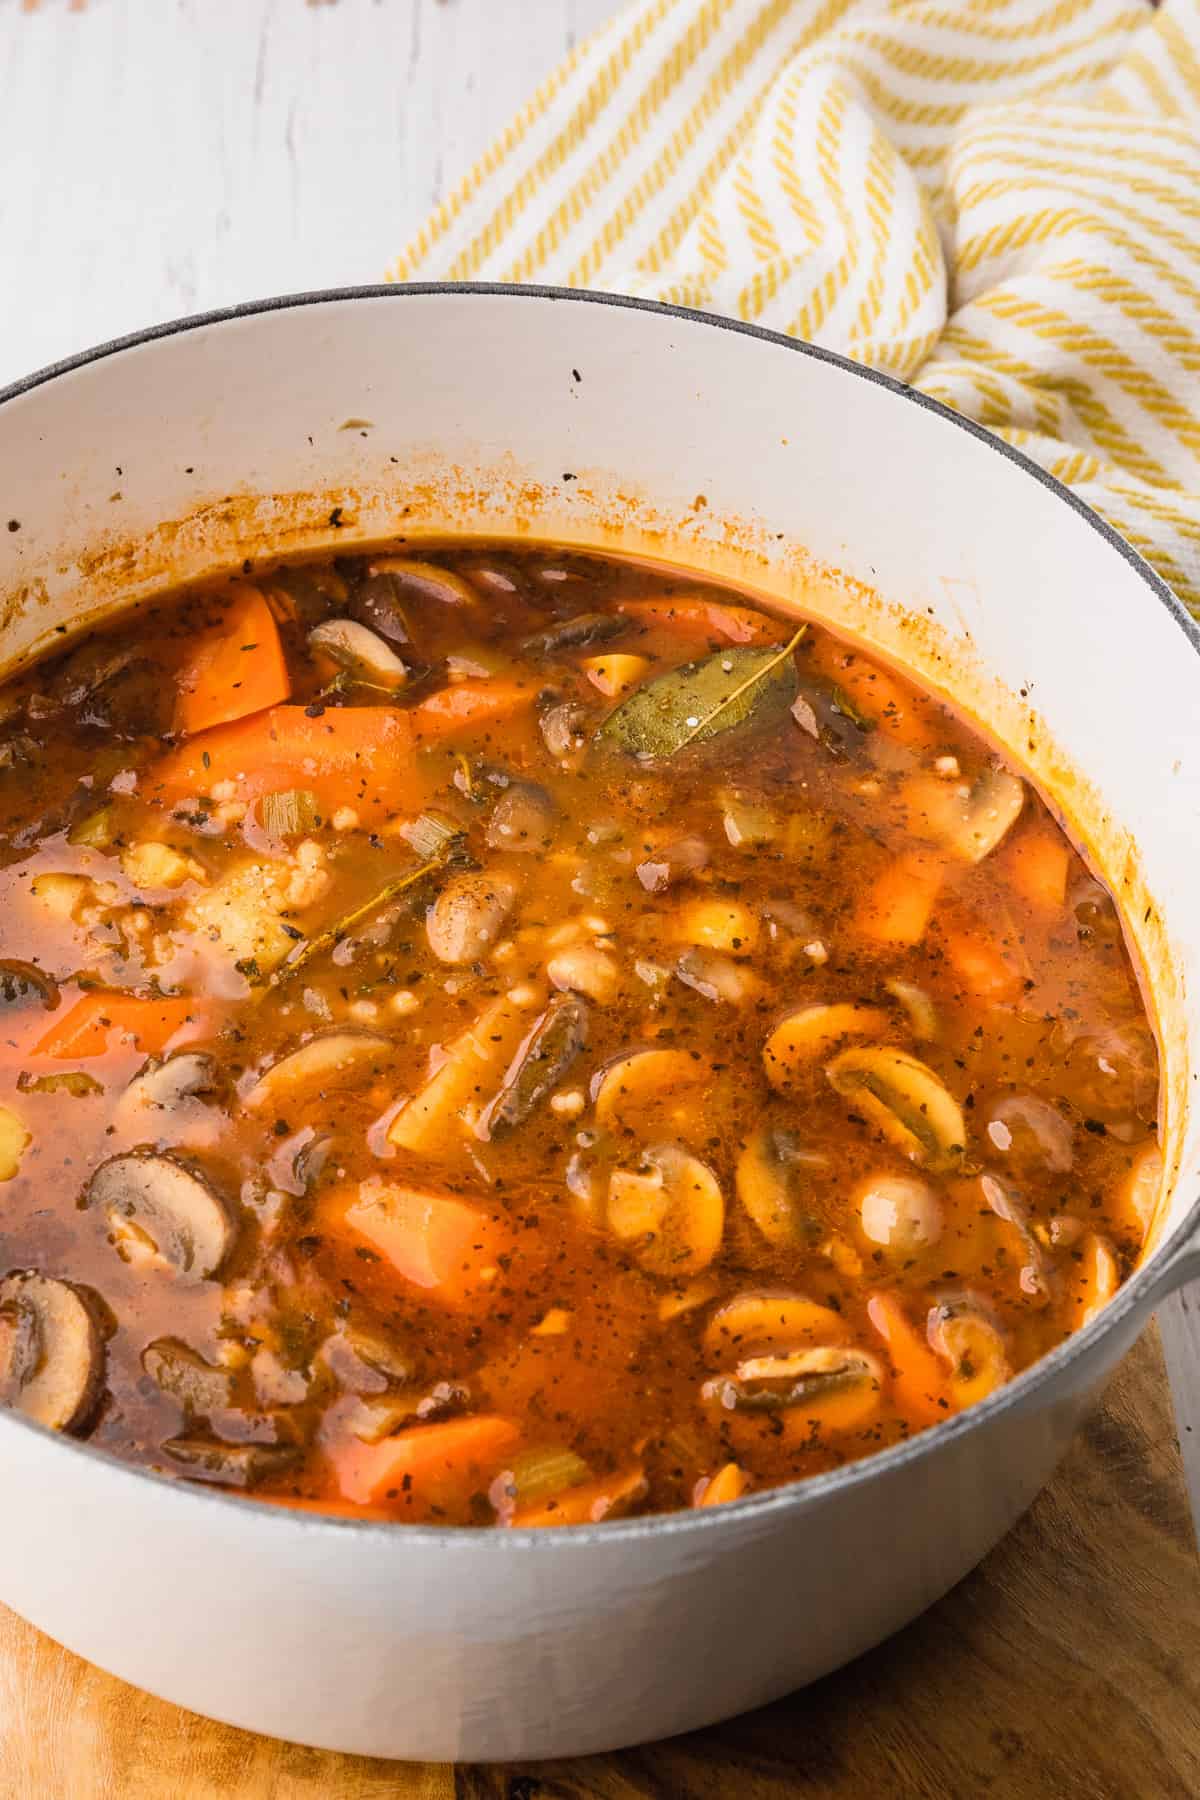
[{"left": 0, "top": 287, "right": 1196, "bottom": 1762}]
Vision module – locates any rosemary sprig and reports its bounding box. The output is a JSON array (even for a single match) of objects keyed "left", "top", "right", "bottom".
[{"left": 267, "top": 854, "right": 444, "bottom": 992}]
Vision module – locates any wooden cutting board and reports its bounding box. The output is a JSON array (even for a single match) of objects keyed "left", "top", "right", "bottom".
[{"left": 0, "top": 1325, "right": 1195, "bottom": 1800}]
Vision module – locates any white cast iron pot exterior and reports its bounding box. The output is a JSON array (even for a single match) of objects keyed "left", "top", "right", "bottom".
[{"left": 0, "top": 288, "right": 1195, "bottom": 1762}]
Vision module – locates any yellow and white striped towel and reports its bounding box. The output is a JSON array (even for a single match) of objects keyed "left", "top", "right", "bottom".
[{"left": 392, "top": 0, "right": 1200, "bottom": 614}]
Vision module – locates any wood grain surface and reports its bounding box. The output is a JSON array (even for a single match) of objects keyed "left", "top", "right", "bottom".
[{"left": 0, "top": 1325, "right": 1193, "bottom": 1800}]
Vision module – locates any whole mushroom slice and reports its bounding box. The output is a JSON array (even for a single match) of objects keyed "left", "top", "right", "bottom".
[
  {"left": 425, "top": 870, "right": 520, "bottom": 966},
  {"left": 703, "top": 1290, "right": 848, "bottom": 1364},
  {"left": 703, "top": 1346, "right": 884, "bottom": 1437},
  {"left": 909, "top": 764, "right": 1025, "bottom": 863},
  {"left": 0, "top": 1272, "right": 104, "bottom": 1433},
  {"left": 483, "top": 994, "right": 589, "bottom": 1139},
  {"left": 826, "top": 1047, "right": 966, "bottom": 1171},
  {"left": 762, "top": 1003, "right": 888, "bottom": 1092},
  {"left": 592, "top": 1047, "right": 711, "bottom": 1139},
  {"left": 142, "top": 1337, "right": 235, "bottom": 1414},
  {"left": 927, "top": 1298, "right": 1011, "bottom": 1406},
  {"left": 85, "top": 1152, "right": 236, "bottom": 1282},
  {"left": 606, "top": 1143, "right": 724, "bottom": 1276},
  {"left": 123, "top": 1051, "right": 221, "bottom": 1112},
  {"left": 242, "top": 1030, "right": 395, "bottom": 1112},
  {"left": 735, "top": 1125, "right": 828, "bottom": 1248},
  {"left": 162, "top": 1435, "right": 301, "bottom": 1489},
  {"left": 364, "top": 557, "right": 480, "bottom": 610},
  {"left": 308, "top": 618, "right": 408, "bottom": 690}
]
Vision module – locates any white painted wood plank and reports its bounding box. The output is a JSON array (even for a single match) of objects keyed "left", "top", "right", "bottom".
[{"left": 0, "top": 0, "right": 616, "bottom": 386}]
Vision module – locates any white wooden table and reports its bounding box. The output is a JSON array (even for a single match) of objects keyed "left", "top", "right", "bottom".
[
  {"left": 0, "top": 0, "right": 1196, "bottom": 1525},
  {"left": 0, "top": 0, "right": 615, "bottom": 383}
]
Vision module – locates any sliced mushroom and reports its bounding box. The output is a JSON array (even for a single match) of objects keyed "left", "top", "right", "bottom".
[
  {"left": 425, "top": 870, "right": 519, "bottom": 965},
  {"left": 883, "top": 977, "right": 938, "bottom": 1041},
  {"left": 826, "top": 1047, "right": 966, "bottom": 1170},
  {"left": 0, "top": 1272, "right": 104, "bottom": 1433},
  {"left": 857, "top": 1173, "right": 943, "bottom": 1257},
  {"left": 322, "top": 1322, "right": 413, "bottom": 1395},
  {"left": 703, "top": 1290, "right": 848, "bottom": 1363},
  {"left": 162, "top": 1435, "right": 301, "bottom": 1488},
  {"left": 459, "top": 559, "right": 525, "bottom": 598},
  {"left": 85, "top": 1152, "right": 236, "bottom": 1281},
  {"left": 763, "top": 1003, "right": 888, "bottom": 1091},
  {"left": 483, "top": 994, "right": 589, "bottom": 1139},
  {"left": 703, "top": 1346, "right": 884, "bottom": 1436},
  {"left": 366, "top": 557, "right": 479, "bottom": 608},
  {"left": 485, "top": 782, "right": 557, "bottom": 853},
  {"left": 309, "top": 618, "right": 408, "bottom": 689},
  {"left": 908, "top": 764, "right": 1025, "bottom": 863},
  {"left": 592, "top": 1047, "right": 710, "bottom": 1139},
  {"left": 142, "top": 1337, "right": 235, "bottom": 1413},
  {"left": 123, "top": 1051, "right": 221, "bottom": 1112},
  {"left": 0, "top": 959, "right": 59, "bottom": 1012},
  {"left": 522, "top": 613, "right": 628, "bottom": 657},
  {"left": 606, "top": 1143, "right": 724, "bottom": 1276},
  {"left": 243, "top": 1030, "right": 394, "bottom": 1113},
  {"left": 347, "top": 572, "right": 412, "bottom": 645},
  {"left": 983, "top": 1093, "right": 1074, "bottom": 1175},
  {"left": 62, "top": 652, "right": 167, "bottom": 736},
  {"left": 927, "top": 1298, "right": 1011, "bottom": 1406},
  {"left": 980, "top": 1173, "right": 1054, "bottom": 1298},
  {"left": 735, "top": 1125, "right": 828, "bottom": 1248},
  {"left": 50, "top": 638, "right": 142, "bottom": 709}
]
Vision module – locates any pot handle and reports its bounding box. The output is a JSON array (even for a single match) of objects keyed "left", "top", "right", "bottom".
[{"left": 1141, "top": 1224, "right": 1200, "bottom": 1310}]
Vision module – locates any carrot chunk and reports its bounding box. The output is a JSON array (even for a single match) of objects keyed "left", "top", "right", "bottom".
[
  {"left": 808, "top": 641, "right": 941, "bottom": 750},
  {"left": 509, "top": 1464, "right": 647, "bottom": 1528},
  {"left": 152, "top": 704, "right": 423, "bottom": 822},
  {"left": 410, "top": 679, "right": 535, "bottom": 742},
  {"left": 696, "top": 1462, "right": 750, "bottom": 1508},
  {"left": 1005, "top": 824, "right": 1071, "bottom": 914},
  {"left": 941, "top": 924, "right": 1022, "bottom": 1000},
  {"left": 867, "top": 1291, "right": 949, "bottom": 1427},
  {"left": 344, "top": 1184, "right": 511, "bottom": 1307},
  {"left": 333, "top": 1415, "right": 520, "bottom": 1507},
  {"left": 856, "top": 851, "right": 943, "bottom": 946},
  {"left": 175, "top": 583, "right": 290, "bottom": 736},
  {"left": 32, "top": 992, "right": 210, "bottom": 1061}
]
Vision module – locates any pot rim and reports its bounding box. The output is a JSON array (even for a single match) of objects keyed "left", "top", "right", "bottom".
[{"left": 0, "top": 280, "right": 1194, "bottom": 1548}]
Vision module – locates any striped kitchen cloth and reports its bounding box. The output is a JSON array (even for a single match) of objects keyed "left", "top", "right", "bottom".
[{"left": 392, "top": 0, "right": 1200, "bottom": 614}]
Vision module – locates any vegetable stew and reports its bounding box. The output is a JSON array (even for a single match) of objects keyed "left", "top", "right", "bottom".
[{"left": 0, "top": 544, "right": 1161, "bottom": 1525}]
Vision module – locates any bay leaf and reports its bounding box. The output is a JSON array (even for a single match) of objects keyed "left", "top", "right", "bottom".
[{"left": 598, "top": 630, "right": 803, "bottom": 758}]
